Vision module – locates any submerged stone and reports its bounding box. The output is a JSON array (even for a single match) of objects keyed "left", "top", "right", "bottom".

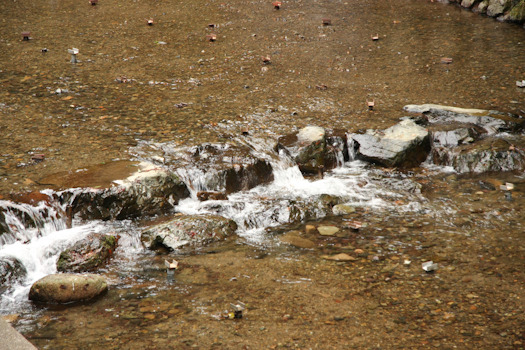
[
  {"left": 279, "top": 231, "right": 316, "bottom": 249},
  {"left": 317, "top": 226, "right": 339, "bottom": 236},
  {"left": 141, "top": 214, "right": 238, "bottom": 251},
  {"left": 57, "top": 233, "right": 118, "bottom": 273},
  {"left": 332, "top": 204, "right": 356, "bottom": 216},
  {"left": 29, "top": 273, "right": 108, "bottom": 304}
]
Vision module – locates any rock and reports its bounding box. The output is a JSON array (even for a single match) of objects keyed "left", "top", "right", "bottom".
[
  {"left": 351, "top": 119, "right": 430, "bottom": 168},
  {"left": 508, "top": 0, "right": 525, "bottom": 22},
  {"left": 279, "top": 231, "right": 316, "bottom": 249},
  {"left": 317, "top": 226, "right": 339, "bottom": 236},
  {"left": 305, "top": 224, "right": 317, "bottom": 235},
  {"left": 56, "top": 234, "right": 118, "bottom": 273},
  {"left": 403, "top": 104, "right": 525, "bottom": 134},
  {"left": 54, "top": 162, "right": 190, "bottom": 221},
  {"left": 487, "top": 0, "right": 509, "bottom": 17},
  {"left": 474, "top": 0, "right": 489, "bottom": 13},
  {"left": 461, "top": 0, "right": 479, "bottom": 8},
  {"left": 332, "top": 204, "right": 356, "bottom": 216},
  {"left": 321, "top": 253, "right": 357, "bottom": 261},
  {"left": 276, "top": 126, "right": 348, "bottom": 174},
  {"left": 288, "top": 196, "right": 341, "bottom": 223},
  {"left": 175, "top": 143, "right": 273, "bottom": 193},
  {"left": 141, "top": 214, "right": 238, "bottom": 251},
  {"left": 429, "top": 124, "right": 485, "bottom": 147},
  {"left": 197, "top": 191, "right": 228, "bottom": 201},
  {"left": 0, "top": 257, "right": 27, "bottom": 293},
  {"left": 0, "top": 196, "right": 67, "bottom": 243},
  {"left": 29, "top": 273, "right": 108, "bottom": 304},
  {"left": 431, "top": 136, "right": 525, "bottom": 173}
]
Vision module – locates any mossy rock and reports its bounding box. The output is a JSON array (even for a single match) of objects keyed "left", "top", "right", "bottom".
[
  {"left": 57, "top": 233, "right": 118, "bottom": 272},
  {"left": 508, "top": 0, "right": 525, "bottom": 22}
]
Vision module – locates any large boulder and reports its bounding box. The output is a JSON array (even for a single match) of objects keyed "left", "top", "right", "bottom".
[
  {"left": 171, "top": 143, "right": 274, "bottom": 194},
  {"left": 29, "top": 273, "right": 108, "bottom": 304},
  {"left": 0, "top": 257, "right": 27, "bottom": 293},
  {"left": 50, "top": 162, "right": 190, "bottom": 221},
  {"left": 276, "top": 126, "right": 348, "bottom": 174},
  {"left": 57, "top": 234, "right": 118, "bottom": 273},
  {"left": 351, "top": 119, "right": 431, "bottom": 168},
  {"left": 141, "top": 214, "right": 238, "bottom": 251}
]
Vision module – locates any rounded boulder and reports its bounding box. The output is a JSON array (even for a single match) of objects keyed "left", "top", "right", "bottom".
[{"left": 29, "top": 273, "right": 108, "bottom": 304}]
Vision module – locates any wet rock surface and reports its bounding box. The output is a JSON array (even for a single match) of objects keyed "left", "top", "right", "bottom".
[
  {"left": 29, "top": 273, "right": 108, "bottom": 304},
  {"left": 141, "top": 214, "right": 238, "bottom": 251},
  {"left": 56, "top": 234, "right": 118, "bottom": 273},
  {"left": 56, "top": 162, "right": 190, "bottom": 221},
  {"left": 0, "top": 257, "right": 27, "bottom": 293},
  {"left": 405, "top": 104, "right": 525, "bottom": 173},
  {"left": 169, "top": 143, "right": 274, "bottom": 194},
  {"left": 431, "top": 136, "right": 525, "bottom": 173},
  {"left": 352, "top": 119, "right": 431, "bottom": 168},
  {"left": 404, "top": 104, "right": 525, "bottom": 134},
  {"left": 455, "top": 0, "right": 525, "bottom": 23},
  {"left": 276, "top": 126, "right": 348, "bottom": 174}
]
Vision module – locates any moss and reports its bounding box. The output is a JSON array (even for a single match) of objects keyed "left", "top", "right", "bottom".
[{"left": 508, "top": 0, "right": 525, "bottom": 22}]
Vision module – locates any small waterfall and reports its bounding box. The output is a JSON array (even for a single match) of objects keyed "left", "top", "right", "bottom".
[
  {"left": 0, "top": 199, "right": 68, "bottom": 247},
  {"left": 174, "top": 137, "right": 393, "bottom": 242},
  {"left": 346, "top": 135, "right": 357, "bottom": 161},
  {"left": 0, "top": 223, "right": 101, "bottom": 312},
  {"left": 0, "top": 197, "right": 110, "bottom": 313}
]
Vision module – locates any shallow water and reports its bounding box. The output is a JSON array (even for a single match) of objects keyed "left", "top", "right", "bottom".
[
  {"left": 0, "top": 0, "right": 524, "bottom": 348},
  {"left": 1, "top": 0, "right": 524, "bottom": 194}
]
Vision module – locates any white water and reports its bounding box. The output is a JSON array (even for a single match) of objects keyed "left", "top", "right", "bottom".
[
  {"left": 0, "top": 199, "right": 67, "bottom": 246},
  {"left": 0, "top": 221, "right": 105, "bottom": 313},
  {"left": 127, "top": 137, "right": 424, "bottom": 242},
  {"left": 0, "top": 136, "right": 424, "bottom": 313},
  {"left": 175, "top": 161, "right": 398, "bottom": 242}
]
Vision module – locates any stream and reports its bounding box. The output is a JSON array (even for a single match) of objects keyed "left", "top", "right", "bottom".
[{"left": 0, "top": 0, "right": 524, "bottom": 348}]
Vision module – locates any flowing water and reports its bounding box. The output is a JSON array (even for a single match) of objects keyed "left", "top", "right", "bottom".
[{"left": 0, "top": 0, "right": 524, "bottom": 348}]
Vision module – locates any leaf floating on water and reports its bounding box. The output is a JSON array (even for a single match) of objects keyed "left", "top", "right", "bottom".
[{"left": 321, "top": 253, "right": 357, "bottom": 261}]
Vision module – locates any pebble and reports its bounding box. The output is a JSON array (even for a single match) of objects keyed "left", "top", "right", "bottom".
[
  {"left": 321, "top": 253, "right": 357, "bottom": 261},
  {"left": 332, "top": 204, "right": 356, "bottom": 215},
  {"left": 305, "top": 224, "right": 317, "bottom": 235},
  {"left": 279, "top": 232, "right": 316, "bottom": 249},
  {"left": 317, "top": 226, "right": 339, "bottom": 236}
]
